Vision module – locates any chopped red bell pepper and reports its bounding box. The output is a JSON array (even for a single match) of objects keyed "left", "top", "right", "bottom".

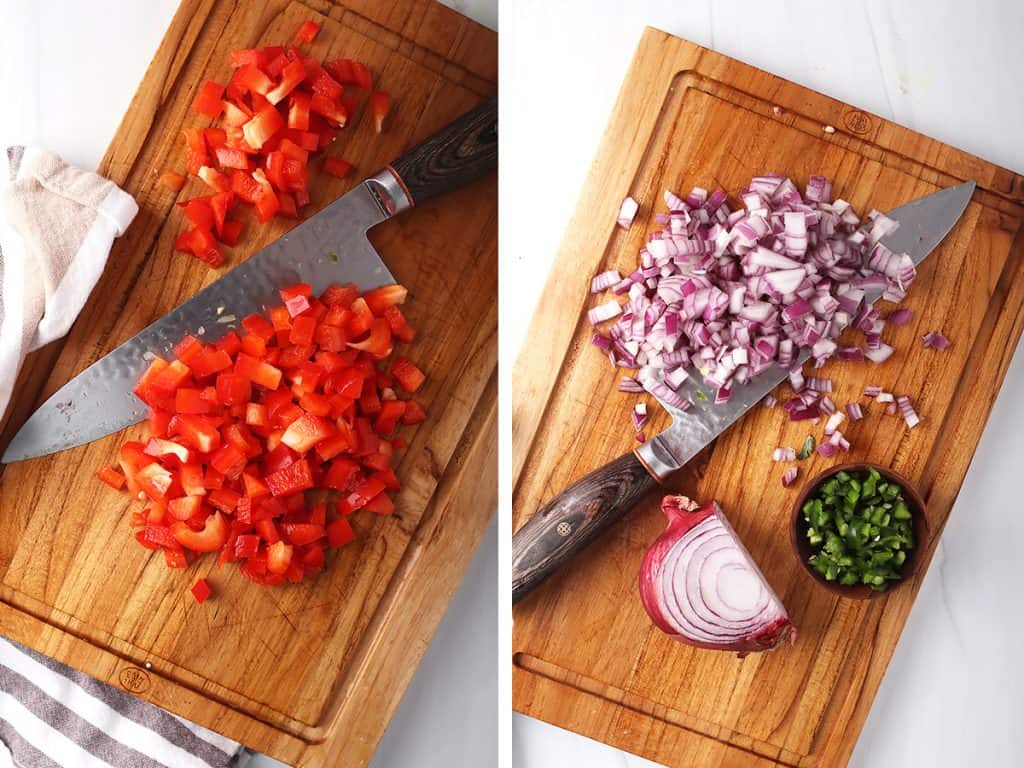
[
  {"left": 96, "top": 466, "right": 126, "bottom": 490},
  {"left": 183, "top": 128, "right": 209, "bottom": 175},
  {"left": 192, "top": 80, "right": 226, "bottom": 118},
  {"left": 172, "top": 511, "right": 229, "bottom": 552},
  {"left": 324, "top": 59, "right": 373, "bottom": 90},
  {"left": 349, "top": 318, "right": 392, "bottom": 359},
  {"left": 266, "top": 540, "right": 294, "bottom": 574},
  {"left": 233, "top": 64, "right": 273, "bottom": 96},
  {"left": 191, "top": 578, "right": 212, "bottom": 603},
  {"left": 265, "top": 457, "right": 314, "bottom": 497},
  {"left": 327, "top": 517, "right": 356, "bottom": 548},
  {"left": 369, "top": 91, "right": 390, "bottom": 133},
  {"left": 108, "top": 282, "right": 423, "bottom": 588},
  {"left": 323, "top": 156, "right": 352, "bottom": 179},
  {"left": 295, "top": 20, "right": 321, "bottom": 44},
  {"left": 364, "top": 285, "right": 408, "bottom": 315},
  {"left": 390, "top": 356, "right": 425, "bottom": 393},
  {"left": 267, "top": 59, "right": 307, "bottom": 105},
  {"left": 197, "top": 165, "right": 231, "bottom": 193}
]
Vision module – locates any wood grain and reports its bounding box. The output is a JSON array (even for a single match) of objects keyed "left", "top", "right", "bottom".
[
  {"left": 0, "top": 1, "right": 495, "bottom": 766},
  {"left": 512, "top": 28, "right": 1024, "bottom": 768}
]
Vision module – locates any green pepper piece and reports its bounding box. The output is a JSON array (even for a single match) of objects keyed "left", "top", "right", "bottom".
[
  {"left": 862, "top": 473, "right": 877, "bottom": 498},
  {"left": 797, "top": 435, "right": 815, "bottom": 460}
]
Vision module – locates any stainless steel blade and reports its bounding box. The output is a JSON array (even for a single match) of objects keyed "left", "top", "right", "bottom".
[
  {"left": 3, "top": 171, "right": 410, "bottom": 463},
  {"left": 636, "top": 180, "right": 976, "bottom": 480}
]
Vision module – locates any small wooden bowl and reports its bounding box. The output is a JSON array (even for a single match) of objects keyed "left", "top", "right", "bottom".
[{"left": 789, "top": 462, "right": 929, "bottom": 600}]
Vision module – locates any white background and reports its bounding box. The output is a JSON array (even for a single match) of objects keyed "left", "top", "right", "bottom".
[
  {"left": 502, "top": 1, "right": 1024, "bottom": 767},
  {"left": 0, "top": 2, "right": 496, "bottom": 767}
]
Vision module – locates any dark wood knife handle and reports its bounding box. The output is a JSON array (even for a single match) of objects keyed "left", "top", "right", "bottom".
[
  {"left": 389, "top": 97, "right": 497, "bottom": 205},
  {"left": 512, "top": 451, "right": 659, "bottom": 604}
]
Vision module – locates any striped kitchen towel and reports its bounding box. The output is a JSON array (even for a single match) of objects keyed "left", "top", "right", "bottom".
[{"left": 0, "top": 637, "right": 249, "bottom": 768}]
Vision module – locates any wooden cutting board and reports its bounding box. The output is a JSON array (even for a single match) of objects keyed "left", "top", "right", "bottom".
[
  {"left": 0, "top": 1, "right": 495, "bottom": 766},
  {"left": 513, "top": 28, "right": 1024, "bottom": 768}
]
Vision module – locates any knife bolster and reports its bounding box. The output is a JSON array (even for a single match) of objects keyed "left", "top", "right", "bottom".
[{"left": 366, "top": 169, "right": 413, "bottom": 218}]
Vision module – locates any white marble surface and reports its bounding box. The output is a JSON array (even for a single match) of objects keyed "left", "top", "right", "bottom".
[
  {"left": 0, "top": 2, "right": 496, "bottom": 767},
  {"left": 503, "top": 0, "right": 1024, "bottom": 766}
]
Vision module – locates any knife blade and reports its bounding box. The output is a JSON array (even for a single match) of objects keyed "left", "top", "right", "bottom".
[
  {"left": 3, "top": 97, "right": 498, "bottom": 463},
  {"left": 512, "top": 180, "right": 975, "bottom": 603}
]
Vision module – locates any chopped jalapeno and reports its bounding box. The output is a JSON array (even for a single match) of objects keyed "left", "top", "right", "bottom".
[
  {"left": 802, "top": 468, "right": 915, "bottom": 591},
  {"left": 797, "top": 435, "right": 816, "bottom": 460}
]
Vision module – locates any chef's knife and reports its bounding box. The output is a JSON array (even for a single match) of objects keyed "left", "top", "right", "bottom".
[
  {"left": 2, "top": 97, "right": 497, "bottom": 463},
  {"left": 512, "top": 180, "right": 975, "bottom": 604}
]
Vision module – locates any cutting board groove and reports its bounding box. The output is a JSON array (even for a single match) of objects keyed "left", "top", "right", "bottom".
[
  {"left": 513, "top": 29, "right": 1024, "bottom": 768},
  {"left": 0, "top": 1, "right": 495, "bottom": 765}
]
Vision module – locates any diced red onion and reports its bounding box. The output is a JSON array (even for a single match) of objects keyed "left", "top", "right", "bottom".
[
  {"left": 864, "top": 385, "right": 882, "bottom": 397},
  {"left": 763, "top": 394, "right": 777, "bottom": 409},
  {"left": 789, "top": 403, "right": 820, "bottom": 421},
  {"left": 591, "top": 173, "right": 920, "bottom": 436},
  {"left": 807, "top": 376, "right": 832, "bottom": 393},
  {"left": 636, "top": 431, "right": 646, "bottom": 442},
  {"left": 922, "top": 331, "right": 952, "bottom": 350},
  {"left": 887, "top": 308, "right": 912, "bottom": 326},
  {"left": 782, "top": 467, "right": 799, "bottom": 487},
  {"left": 897, "top": 395, "right": 920, "bottom": 428},
  {"left": 618, "top": 196, "right": 639, "bottom": 230},
  {"left": 632, "top": 403, "right": 648, "bottom": 432},
  {"left": 824, "top": 411, "right": 845, "bottom": 435},
  {"left": 875, "top": 392, "right": 894, "bottom": 403},
  {"left": 665, "top": 366, "right": 689, "bottom": 390},
  {"left": 846, "top": 403, "right": 863, "bottom": 420},
  {"left": 641, "top": 375, "right": 689, "bottom": 411},
  {"left": 591, "top": 269, "right": 622, "bottom": 293},
  {"left": 789, "top": 368, "right": 805, "bottom": 393},
  {"left": 820, "top": 395, "right": 836, "bottom": 414},
  {"left": 864, "top": 342, "right": 894, "bottom": 363},
  {"left": 830, "top": 430, "right": 851, "bottom": 452},
  {"left": 772, "top": 446, "right": 796, "bottom": 462},
  {"left": 619, "top": 376, "right": 643, "bottom": 393},
  {"left": 638, "top": 496, "right": 796, "bottom": 655},
  {"left": 805, "top": 175, "right": 832, "bottom": 203},
  {"left": 588, "top": 300, "right": 622, "bottom": 325}
]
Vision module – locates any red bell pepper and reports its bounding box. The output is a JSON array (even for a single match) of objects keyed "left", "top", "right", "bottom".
[
  {"left": 369, "top": 91, "right": 390, "bottom": 133},
  {"left": 108, "top": 282, "right": 423, "bottom": 592},
  {"left": 191, "top": 578, "right": 212, "bottom": 603},
  {"left": 96, "top": 466, "right": 126, "bottom": 490},
  {"left": 390, "top": 356, "right": 425, "bottom": 393},
  {"left": 324, "top": 156, "right": 352, "bottom": 179},
  {"left": 171, "top": 511, "right": 229, "bottom": 552},
  {"left": 295, "top": 20, "right": 321, "bottom": 43},
  {"left": 192, "top": 81, "right": 225, "bottom": 118},
  {"left": 265, "top": 458, "right": 314, "bottom": 497}
]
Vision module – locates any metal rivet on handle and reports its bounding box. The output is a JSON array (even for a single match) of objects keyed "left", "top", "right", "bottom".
[{"left": 556, "top": 522, "right": 572, "bottom": 537}]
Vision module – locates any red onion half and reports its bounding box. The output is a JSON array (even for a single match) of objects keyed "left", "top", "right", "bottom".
[{"left": 639, "top": 495, "right": 796, "bottom": 656}]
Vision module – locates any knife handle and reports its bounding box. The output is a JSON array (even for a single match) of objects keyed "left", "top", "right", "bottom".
[
  {"left": 388, "top": 97, "right": 497, "bottom": 206},
  {"left": 512, "top": 451, "right": 659, "bottom": 604}
]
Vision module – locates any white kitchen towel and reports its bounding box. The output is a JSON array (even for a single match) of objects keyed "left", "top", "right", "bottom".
[
  {"left": 0, "top": 637, "right": 248, "bottom": 768},
  {"left": 0, "top": 145, "right": 137, "bottom": 423}
]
